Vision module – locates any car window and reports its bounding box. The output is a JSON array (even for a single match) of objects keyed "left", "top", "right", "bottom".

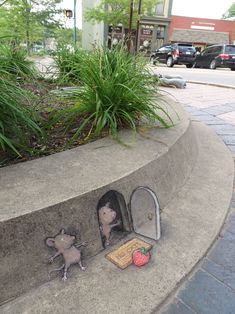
[
  {"left": 179, "top": 47, "right": 195, "bottom": 52},
  {"left": 201, "top": 48, "right": 209, "bottom": 56},
  {"left": 177, "top": 44, "right": 193, "bottom": 48},
  {"left": 225, "top": 45, "right": 235, "bottom": 54},
  {"left": 172, "top": 44, "right": 196, "bottom": 52},
  {"left": 158, "top": 45, "right": 171, "bottom": 52},
  {"left": 211, "top": 46, "right": 222, "bottom": 54},
  {"left": 206, "top": 47, "right": 214, "bottom": 54}
]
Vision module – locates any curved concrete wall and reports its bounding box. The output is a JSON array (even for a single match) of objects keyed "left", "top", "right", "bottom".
[{"left": 0, "top": 99, "right": 198, "bottom": 303}]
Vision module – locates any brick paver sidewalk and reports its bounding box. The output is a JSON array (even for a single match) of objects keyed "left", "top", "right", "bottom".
[{"left": 157, "top": 84, "right": 235, "bottom": 314}]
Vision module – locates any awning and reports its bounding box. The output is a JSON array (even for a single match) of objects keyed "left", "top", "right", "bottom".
[{"left": 171, "top": 29, "right": 229, "bottom": 45}]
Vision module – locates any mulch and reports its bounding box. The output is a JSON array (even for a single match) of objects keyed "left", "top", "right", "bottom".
[{"left": 0, "top": 79, "right": 107, "bottom": 168}]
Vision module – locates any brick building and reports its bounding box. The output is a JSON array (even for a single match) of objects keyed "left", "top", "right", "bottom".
[{"left": 169, "top": 15, "right": 235, "bottom": 51}]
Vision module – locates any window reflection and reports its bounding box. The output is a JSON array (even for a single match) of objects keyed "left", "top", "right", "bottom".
[{"left": 156, "top": 0, "right": 165, "bottom": 15}]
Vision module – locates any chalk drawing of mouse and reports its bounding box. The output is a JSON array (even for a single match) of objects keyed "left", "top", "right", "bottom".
[
  {"left": 46, "top": 229, "right": 87, "bottom": 281},
  {"left": 98, "top": 202, "right": 121, "bottom": 247}
]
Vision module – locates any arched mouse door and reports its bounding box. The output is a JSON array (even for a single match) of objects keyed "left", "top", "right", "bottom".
[
  {"left": 129, "top": 186, "right": 161, "bottom": 240},
  {"left": 97, "top": 190, "right": 131, "bottom": 248}
]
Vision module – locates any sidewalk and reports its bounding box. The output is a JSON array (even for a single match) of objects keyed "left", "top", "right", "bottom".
[
  {"left": 1, "top": 81, "right": 234, "bottom": 314},
  {"left": 157, "top": 83, "right": 235, "bottom": 314}
]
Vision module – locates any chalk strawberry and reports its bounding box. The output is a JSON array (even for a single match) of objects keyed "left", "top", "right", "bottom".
[{"left": 132, "top": 247, "right": 151, "bottom": 267}]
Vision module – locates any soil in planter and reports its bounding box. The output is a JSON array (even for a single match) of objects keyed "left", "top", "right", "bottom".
[{"left": 0, "top": 79, "right": 110, "bottom": 168}]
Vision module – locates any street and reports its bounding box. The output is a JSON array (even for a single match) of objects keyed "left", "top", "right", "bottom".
[
  {"left": 150, "top": 64, "right": 235, "bottom": 87},
  {"left": 32, "top": 55, "right": 235, "bottom": 87}
]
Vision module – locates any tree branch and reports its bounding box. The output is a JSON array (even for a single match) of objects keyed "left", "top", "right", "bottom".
[{"left": 0, "top": 0, "right": 9, "bottom": 7}]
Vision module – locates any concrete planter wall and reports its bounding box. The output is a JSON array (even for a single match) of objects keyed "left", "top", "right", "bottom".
[{"left": 0, "top": 100, "right": 198, "bottom": 303}]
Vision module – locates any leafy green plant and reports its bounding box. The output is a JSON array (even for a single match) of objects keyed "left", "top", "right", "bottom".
[
  {"left": 54, "top": 46, "right": 84, "bottom": 83},
  {"left": 49, "top": 46, "right": 173, "bottom": 144},
  {"left": 0, "top": 75, "right": 42, "bottom": 156},
  {"left": 0, "top": 44, "right": 37, "bottom": 78}
]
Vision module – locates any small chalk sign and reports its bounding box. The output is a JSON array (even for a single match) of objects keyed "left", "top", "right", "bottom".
[{"left": 105, "top": 238, "right": 152, "bottom": 269}]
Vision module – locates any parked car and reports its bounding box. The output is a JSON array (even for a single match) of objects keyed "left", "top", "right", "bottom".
[
  {"left": 193, "top": 44, "right": 235, "bottom": 70},
  {"left": 150, "top": 43, "right": 196, "bottom": 68}
]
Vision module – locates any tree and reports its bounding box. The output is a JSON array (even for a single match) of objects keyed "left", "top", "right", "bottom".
[
  {"left": 0, "top": 0, "right": 9, "bottom": 7},
  {"left": 55, "top": 28, "right": 82, "bottom": 47},
  {"left": 0, "top": 0, "right": 63, "bottom": 52},
  {"left": 222, "top": 3, "right": 235, "bottom": 19},
  {"left": 85, "top": 0, "right": 162, "bottom": 29}
]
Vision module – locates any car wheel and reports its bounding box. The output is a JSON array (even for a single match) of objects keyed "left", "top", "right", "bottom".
[
  {"left": 186, "top": 64, "right": 193, "bottom": 68},
  {"left": 209, "top": 59, "right": 216, "bottom": 69},
  {"left": 230, "top": 68, "right": 235, "bottom": 71},
  {"left": 166, "top": 57, "right": 174, "bottom": 67}
]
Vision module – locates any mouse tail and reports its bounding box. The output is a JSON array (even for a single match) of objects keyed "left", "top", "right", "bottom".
[{"left": 48, "top": 264, "right": 65, "bottom": 278}]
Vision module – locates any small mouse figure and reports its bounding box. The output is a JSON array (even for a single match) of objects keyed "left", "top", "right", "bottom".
[
  {"left": 98, "top": 202, "right": 121, "bottom": 247},
  {"left": 46, "top": 229, "right": 87, "bottom": 281}
]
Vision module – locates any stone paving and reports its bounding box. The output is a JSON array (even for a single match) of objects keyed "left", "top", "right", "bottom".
[
  {"left": 160, "top": 84, "right": 235, "bottom": 158},
  {"left": 157, "top": 84, "right": 235, "bottom": 314}
]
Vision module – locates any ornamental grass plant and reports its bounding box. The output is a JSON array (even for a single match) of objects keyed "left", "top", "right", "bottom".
[
  {"left": 0, "top": 44, "right": 174, "bottom": 167},
  {"left": 50, "top": 46, "right": 173, "bottom": 144},
  {"left": 0, "top": 44, "right": 37, "bottom": 78},
  {"left": 53, "top": 46, "right": 84, "bottom": 83},
  {"left": 0, "top": 42, "right": 42, "bottom": 158},
  {"left": 0, "top": 72, "right": 42, "bottom": 156}
]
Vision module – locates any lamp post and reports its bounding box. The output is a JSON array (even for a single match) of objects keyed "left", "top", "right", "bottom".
[
  {"left": 65, "top": 5, "right": 76, "bottom": 46},
  {"left": 135, "top": 0, "right": 142, "bottom": 53},
  {"left": 127, "top": 0, "right": 134, "bottom": 53},
  {"left": 73, "top": 0, "right": 77, "bottom": 46},
  {"left": 128, "top": 0, "right": 142, "bottom": 53}
]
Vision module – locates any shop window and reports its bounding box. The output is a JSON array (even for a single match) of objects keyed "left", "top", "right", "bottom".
[
  {"left": 139, "top": 24, "right": 154, "bottom": 55},
  {"left": 157, "top": 26, "right": 165, "bottom": 39},
  {"left": 156, "top": 1, "right": 165, "bottom": 15}
]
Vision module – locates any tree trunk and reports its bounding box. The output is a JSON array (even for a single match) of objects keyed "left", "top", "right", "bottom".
[{"left": 24, "top": 0, "right": 31, "bottom": 54}]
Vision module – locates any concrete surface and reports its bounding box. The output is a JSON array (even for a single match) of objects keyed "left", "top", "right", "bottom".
[
  {"left": 0, "top": 119, "right": 233, "bottom": 313},
  {"left": 0, "top": 99, "right": 198, "bottom": 303},
  {"left": 150, "top": 63, "right": 235, "bottom": 87},
  {"left": 1, "top": 82, "right": 234, "bottom": 313},
  {"left": 0, "top": 100, "right": 189, "bottom": 222},
  {"left": 153, "top": 83, "right": 235, "bottom": 314}
]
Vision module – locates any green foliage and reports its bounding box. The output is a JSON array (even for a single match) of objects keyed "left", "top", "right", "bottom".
[
  {"left": 0, "top": 44, "right": 36, "bottom": 77},
  {"left": 222, "top": 3, "right": 235, "bottom": 19},
  {"left": 54, "top": 28, "right": 82, "bottom": 47},
  {"left": 85, "top": 0, "right": 162, "bottom": 28},
  {"left": 0, "top": 0, "right": 63, "bottom": 52},
  {"left": 54, "top": 46, "right": 84, "bottom": 83},
  {"left": 0, "top": 39, "right": 42, "bottom": 156},
  {"left": 50, "top": 46, "right": 172, "bottom": 143},
  {"left": 0, "top": 75, "right": 42, "bottom": 156}
]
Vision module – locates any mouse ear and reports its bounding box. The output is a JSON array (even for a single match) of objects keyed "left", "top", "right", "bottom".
[
  {"left": 46, "top": 238, "right": 55, "bottom": 247},
  {"left": 60, "top": 229, "right": 65, "bottom": 235}
]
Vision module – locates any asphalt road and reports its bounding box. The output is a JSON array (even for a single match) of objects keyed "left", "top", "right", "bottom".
[
  {"left": 32, "top": 56, "right": 235, "bottom": 87},
  {"left": 150, "top": 64, "right": 235, "bottom": 87}
]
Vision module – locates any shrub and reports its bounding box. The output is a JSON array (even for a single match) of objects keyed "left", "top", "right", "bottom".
[
  {"left": 0, "top": 75, "right": 42, "bottom": 156},
  {"left": 50, "top": 46, "right": 173, "bottom": 144},
  {"left": 53, "top": 46, "right": 84, "bottom": 83},
  {"left": 0, "top": 44, "right": 36, "bottom": 78}
]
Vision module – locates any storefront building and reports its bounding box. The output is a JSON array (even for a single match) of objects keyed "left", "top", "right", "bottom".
[
  {"left": 82, "top": 0, "right": 173, "bottom": 52},
  {"left": 169, "top": 15, "right": 235, "bottom": 51}
]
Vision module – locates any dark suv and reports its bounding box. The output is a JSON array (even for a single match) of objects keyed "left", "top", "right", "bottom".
[
  {"left": 194, "top": 44, "right": 235, "bottom": 70},
  {"left": 150, "top": 43, "right": 196, "bottom": 68}
]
